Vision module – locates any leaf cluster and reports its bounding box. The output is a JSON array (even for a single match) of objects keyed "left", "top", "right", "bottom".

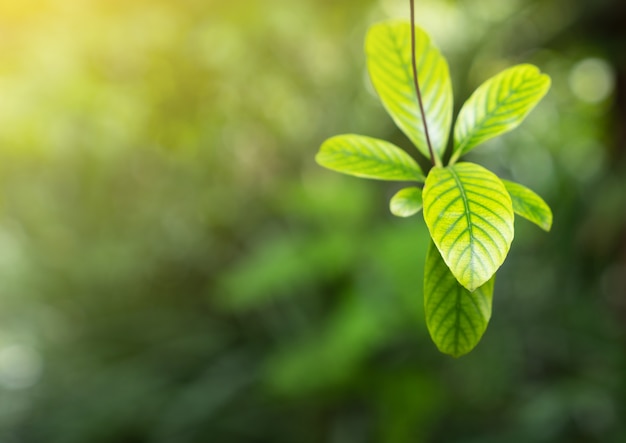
[{"left": 315, "top": 21, "right": 552, "bottom": 357}]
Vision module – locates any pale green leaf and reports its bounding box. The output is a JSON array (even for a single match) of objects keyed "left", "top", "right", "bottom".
[
  {"left": 390, "top": 187, "right": 423, "bottom": 217},
  {"left": 423, "top": 162, "right": 514, "bottom": 291},
  {"left": 424, "top": 241, "right": 494, "bottom": 357},
  {"left": 452, "top": 64, "right": 551, "bottom": 160},
  {"left": 366, "top": 21, "right": 453, "bottom": 164},
  {"left": 316, "top": 134, "right": 424, "bottom": 181},
  {"left": 502, "top": 179, "right": 553, "bottom": 231}
]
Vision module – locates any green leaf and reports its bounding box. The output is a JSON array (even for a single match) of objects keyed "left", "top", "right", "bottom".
[
  {"left": 423, "top": 162, "right": 514, "bottom": 291},
  {"left": 366, "top": 21, "right": 453, "bottom": 164},
  {"left": 452, "top": 64, "right": 551, "bottom": 161},
  {"left": 316, "top": 134, "right": 424, "bottom": 182},
  {"left": 424, "top": 241, "right": 494, "bottom": 357},
  {"left": 502, "top": 179, "right": 553, "bottom": 231},
  {"left": 390, "top": 187, "right": 423, "bottom": 217}
]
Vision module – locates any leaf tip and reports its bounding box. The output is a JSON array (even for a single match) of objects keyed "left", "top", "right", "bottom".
[
  {"left": 314, "top": 141, "right": 330, "bottom": 168},
  {"left": 435, "top": 337, "right": 481, "bottom": 358},
  {"left": 540, "top": 213, "right": 553, "bottom": 232}
]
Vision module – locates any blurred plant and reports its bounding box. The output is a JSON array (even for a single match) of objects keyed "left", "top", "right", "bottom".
[{"left": 315, "top": 1, "right": 553, "bottom": 356}]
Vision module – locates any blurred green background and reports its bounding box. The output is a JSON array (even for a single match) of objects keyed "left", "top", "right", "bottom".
[{"left": 0, "top": 0, "right": 624, "bottom": 441}]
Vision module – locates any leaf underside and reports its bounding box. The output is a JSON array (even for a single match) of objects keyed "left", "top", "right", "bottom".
[
  {"left": 390, "top": 187, "right": 423, "bottom": 217},
  {"left": 502, "top": 179, "right": 553, "bottom": 231},
  {"left": 424, "top": 241, "right": 494, "bottom": 358},
  {"left": 366, "top": 21, "right": 453, "bottom": 163},
  {"left": 453, "top": 64, "right": 551, "bottom": 159},
  {"left": 316, "top": 134, "right": 424, "bottom": 182},
  {"left": 423, "top": 162, "right": 514, "bottom": 291}
]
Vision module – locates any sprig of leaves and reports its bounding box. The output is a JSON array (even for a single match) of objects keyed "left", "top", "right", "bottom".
[{"left": 315, "top": 20, "right": 552, "bottom": 357}]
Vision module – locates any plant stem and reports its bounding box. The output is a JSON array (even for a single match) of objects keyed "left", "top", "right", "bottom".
[{"left": 410, "top": 0, "right": 438, "bottom": 166}]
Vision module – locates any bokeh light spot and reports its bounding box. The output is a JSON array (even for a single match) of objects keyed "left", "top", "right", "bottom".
[
  {"left": 0, "top": 345, "right": 43, "bottom": 390},
  {"left": 569, "top": 58, "right": 615, "bottom": 104}
]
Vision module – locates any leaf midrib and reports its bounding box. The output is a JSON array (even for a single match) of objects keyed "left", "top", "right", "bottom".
[
  {"left": 326, "top": 145, "right": 419, "bottom": 178},
  {"left": 449, "top": 167, "right": 474, "bottom": 287},
  {"left": 382, "top": 24, "right": 439, "bottom": 161}
]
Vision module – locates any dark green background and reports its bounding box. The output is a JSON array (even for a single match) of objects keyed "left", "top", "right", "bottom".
[{"left": 0, "top": 0, "right": 624, "bottom": 441}]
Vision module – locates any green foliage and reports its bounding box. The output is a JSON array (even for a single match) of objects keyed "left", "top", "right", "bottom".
[
  {"left": 366, "top": 21, "right": 452, "bottom": 164},
  {"left": 0, "top": 1, "right": 623, "bottom": 442},
  {"left": 423, "top": 162, "right": 514, "bottom": 291},
  {"left": 423, "top": 241, "right": 494, "bottom": 358},
  {"left": 502, "top": 179, "right": 553, "bottom": 231},
  {"left": 316, "top": 134, "right": 424, "bottom": 181},
  {"left": 389, "top": 187, "right": 423, "bottom": 217},
  {"left": 316, "top": 20, "right": 552, "bottom": 356},
  {"left": 451, "top": 64, "right": 551, "bottom": 162}
]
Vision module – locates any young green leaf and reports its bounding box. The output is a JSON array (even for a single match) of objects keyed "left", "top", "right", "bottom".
[
  {"left": 424, "top": 241, "right": 494, "bottom": 358},
  {"left": 390, "top": 187, "right": 423, "bottom": 217},
  {"left": 501, "top": 179, "right": 553, "bottom": 231},
  {"left": 366, "top": 21, "right": 453, "bottom": 164},
  {"left": 451, "top": 64, "right": 551, "bottom": 161},
  {"left": 316, "top": 134, "right": 424, "bottom": 181},
  {"left": 423, "top": 162, "right": 514, "bottom": 291}
]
